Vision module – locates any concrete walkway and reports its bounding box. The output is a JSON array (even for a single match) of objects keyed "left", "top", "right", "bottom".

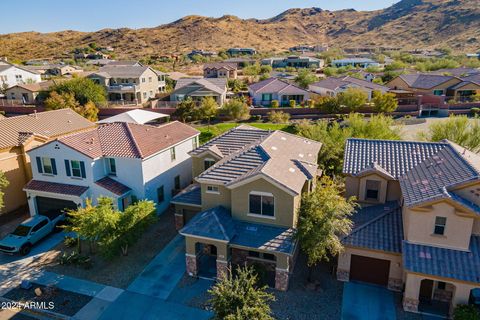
[{"left": 342, "top": 282, "right": 396, "bottom": 320}]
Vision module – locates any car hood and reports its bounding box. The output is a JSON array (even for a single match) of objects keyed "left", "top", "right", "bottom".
[{"left": 0, "top": 234, "right": 25, "bottom": 247}]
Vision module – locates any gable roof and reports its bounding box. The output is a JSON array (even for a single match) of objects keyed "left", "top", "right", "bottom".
[
  {"left": 97, "top": 109, "right": 169, "bottom": 125},
  {"left": 0, "top": 109, "right": 94, "bottom": 150},
  {"left": 248, "top": 78, "right": 309, "bottom": 95},
  {"left": 24, "top": 180, "right": 89, "bottom": 196},
  {"left": 93, "top": 65, "right": 151, "bottom": 78},
  {"left": 396, "top": 74, "right": 459, "bottom": 89},
  {"left": 51, "top": 121, "right": 198, "bottom": 159},
  {"left": 173, "top": 78, "right": 227, "bottom": 95},
  {"left": 310, "top": 76, "right": 389, "bottom": 92},
  {"left": 203, "top": 62, "right": 237, "bottom": 70},
  {"left": 0, "top": 62, "right": 41, "bottom": 75},
  {"left": 95, "top": 177, "right": 131, "bottom": 196}
]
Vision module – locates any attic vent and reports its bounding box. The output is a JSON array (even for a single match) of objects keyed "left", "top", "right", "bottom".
[
  {"left": 419, "top": 252, "right": 432, "bottom": 259},
  {"left": 246, "top": 226, "right": 257, "bottom": 232},
  {"left": 299, "top": 153, "right": 304, "bottom": 158}
]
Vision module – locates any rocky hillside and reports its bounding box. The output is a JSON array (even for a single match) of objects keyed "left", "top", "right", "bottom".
[{"left": 1, "top": 0, "right": 478, "bottom": 60}]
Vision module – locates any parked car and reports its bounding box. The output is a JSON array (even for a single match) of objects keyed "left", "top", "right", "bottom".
[{"left": 0, "top": 214, "right": 64, "bottom": 255}]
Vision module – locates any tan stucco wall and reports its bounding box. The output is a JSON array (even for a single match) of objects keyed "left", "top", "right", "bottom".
[
  {"left": 5, "top": 87, "right": 38, "bottom": 103},
  {"left": 185, "top": 236, "right": 229, "bottom": 260},
  {"left": 345, "top": 174, "right": 400, "bottom": 205},
  {"left": 192, "top": 153, "right": 221, "bottom": 178},
  {"left": 404, "top": 202, "right": 474, "bottom": 251},
  {"left": 386, "top": 180, "right": 402, "bottom": 202},
  {"left": 338, "top": 246, "right": 403, "bottom": 280},
  {"left": 201, "top": 184, "right": 231, "bottom": 211},
  {"left": 230, "top": 177, "right": 298, "bottom": 228},
  {"left": 358, "top": 174, "right": 388, "bottom": 204},
  {"left": 0, "top": 148, "right": 28, "bottom": 214}
]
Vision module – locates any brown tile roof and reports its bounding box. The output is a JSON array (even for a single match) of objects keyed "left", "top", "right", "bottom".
[
  {"left": 24, "top": 180, "right": 89, "bottom": 196},
  {"left": 0, "top": 109, "right": 95, "bottom": 150},
  {"left": 57, "top": 121, "right": 199, "bottom": 159},
  {"left": 95, "top": 177, "right": 131, "bottom": 196},
  {"left": 203, "top": 62, "right": 237, "bottom": 70}
]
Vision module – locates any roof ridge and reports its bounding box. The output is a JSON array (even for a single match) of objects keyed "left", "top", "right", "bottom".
[{"left": 124, "top": 122, "right": 144, "bottom": 158}]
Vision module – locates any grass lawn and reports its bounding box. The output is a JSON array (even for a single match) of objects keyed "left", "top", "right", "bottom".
[{"left": 196, "top": 122, "right": 296, "bottom": 144}]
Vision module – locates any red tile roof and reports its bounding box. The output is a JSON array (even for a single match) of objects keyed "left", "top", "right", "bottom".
[
  {"left": 58, "top": 121, "right": 198, "bottom": 159},
  {"left": 24, "top": 180, "right": 89, "bottom": 196},
  {"left": 95, "top": 177, "right": 131, "bottom": 196}
]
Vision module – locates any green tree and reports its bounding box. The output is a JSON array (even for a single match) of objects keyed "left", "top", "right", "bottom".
[
  {"left": 220, "top": 99, "right": 250, "bottom": 121},
  {"left": 174, "top": 98, "right": 196, "bottom": 122},
  {"left": 208, "top": 265, "right": 275, "bottom": 320},
  {"left": 296, "top": 177, "right": 356, "bottom": 272},
  {"left": 267, "top": 110, "right": 290, "bottom": 123},
  {"left": 260, "top": 65, "right": 272, "bottom": 75},
  {"left": 228, "top": 79, "right": 245, "bottom": 93},
  {"left": 196, "top": 96, "right": 219, "bottom": 126},
  {"left": 49, "top": 77, "right": 107, "bottom": 107},
  {"left": 346, "top": 113, "right": 401, "bottom": 140},
  {"left": 337, "top": 88, "right": 368, "bottom": 110},
  {"left": 372, "top": 91, "right": 398, "bottom": 113},
  {"left": 0, "top": 171, "right": 9, "bottom": 211},
  {"left": 45, "top": 91, "right": 78, "bottom": 111},
  {"left": 384, "top": 60, "right": 406, "bottom": 71},
  {"left": 453, "top": 304, "right": 480, "bottom": 320},
  {"left": 295, "top": 69, "right": 317, "bottom": 89},
  {"left": 314, "top": 96, "right": 340, "bottom": 113},
  {"left": 243, "top": 63, "right": 261, "bottom": 76},
  {"left": 419, "top": 115, "right": 480, "bottom": 152}
]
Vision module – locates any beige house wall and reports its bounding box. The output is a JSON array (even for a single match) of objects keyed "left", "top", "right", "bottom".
[
  {"left": 387, "top": 77, "right": 462, "bottom": 95},
  {"left": 345, "top": 174, "right": 401, "bottom": 205},
  {"left": 200, "top": 184, "right": 231, "bottom": 211},
  {"left": 403, "top": 202, "right": 474, "bottom": 251},
  {"left": 185, "top": 236, "right": 228, "bottom": 260},
  {"left": 5, "top": 87, "right": 38, "bottom": 103},
  {"left": 230, "top": 177, "right": 298, "bottom": 228}
]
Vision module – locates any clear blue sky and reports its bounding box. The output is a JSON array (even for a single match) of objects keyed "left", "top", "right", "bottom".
[{"left": 0, "top": 0, "right": 399, "bottom": 34}]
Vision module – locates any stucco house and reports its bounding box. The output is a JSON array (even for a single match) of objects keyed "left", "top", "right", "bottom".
[
  {"left": 87, "top": 65, "right": 166, "bottom": 105},
  {"left": 4, "top": 80, "right": 57, "bottom": 104},
  {"left": 338, "top": 138, "right": 480, "bottom": 317},
  {"left": 203, "top": 62, "right": 238, "bottom": 79},
  {"left": 309, "top": 76, "right": 390, "bottom": 100},
  {"left": 0, "top": 60, "right": 42, "bottom": 88},
  {"left": 248, "top": 78, "right": 311, "bottom": 107},
  {"left": 24, "top": 121, "right": 199, "bottom": 217},
  {"left": 0, "top": 109, "right": 95, "bottom": 216},
  {"left": 261, "top": 56, "right": 324, "bottom": 69},
  {"left": 172, "top": 125, "right": 322, "bottom": 290},
  {"left": 170, "top": 78, "right": 228, "bottom": 106}
]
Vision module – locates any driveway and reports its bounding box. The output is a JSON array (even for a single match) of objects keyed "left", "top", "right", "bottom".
[{"left": 342, "top": 282, "right": 396, "bottom": 320}]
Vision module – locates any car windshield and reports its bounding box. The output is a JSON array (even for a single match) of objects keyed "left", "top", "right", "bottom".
[{"left": 12, "top": 225, "right": 31, "bottom": 237}]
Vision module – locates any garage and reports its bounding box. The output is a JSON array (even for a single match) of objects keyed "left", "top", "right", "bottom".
[
  {"left": 350, "top": 255, "right": 390, "bottom": 287},
  {"left": 35, "top": 196, "right": 78, "bottom": 219}
]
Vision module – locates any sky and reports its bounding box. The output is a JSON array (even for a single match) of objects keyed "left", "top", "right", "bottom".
[{"left": 0, "top": 0, "right": 400, "bottom": 34}]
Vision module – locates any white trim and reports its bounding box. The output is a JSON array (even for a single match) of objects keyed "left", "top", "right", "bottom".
[
  {"left": 275, "top": 267, "right": 289, "bottom": 272},
  {"left": 249, "top": 191, "right": 273, "bottom": 197},
  {"left": 247, "top": 213, "right": 276, "bottom": 220},
  {"left": 170, "top": 201, "right": 202, "bottom": 208},
  {"left": 227, "top": 173, "right": 298, "bottom": 197},
  {"left": 206, "top": 185, "right": 220, "bottom": 194},
  {"left": 179, "top": 233, "right": 229, "bottom": 244}
]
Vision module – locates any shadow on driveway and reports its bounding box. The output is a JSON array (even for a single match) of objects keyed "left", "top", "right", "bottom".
[{"left": 342, "top": 282, "right": 396, "bottom": 320}]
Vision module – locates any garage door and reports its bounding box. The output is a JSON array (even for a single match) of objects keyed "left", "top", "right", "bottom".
[
  {"left": 350, "top": 255, "right": 390, "bottom": 287},
  {"left": 35, "top": 196, "right": 78, "bottom": 220}
]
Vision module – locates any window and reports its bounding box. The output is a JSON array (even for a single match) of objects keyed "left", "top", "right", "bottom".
[
  {"left": 148, "top": 77, "right": 152, "bottom": 83},
  {"left": 31, "top": 219, "right": 48, "bottom": 233},
  {"left": 41, "top": 157, "right": 53, "bottom": 174},
  {"left": 15, "top": 74, "right": 23, "bottom": 82},
  {"left": 262, "top": 93, "right": 273, "bottom": 101},
  {"left": 107, "top": 158, "right": 116, "bottom": 175},
  {"left": 434, "top": 217, "right": 447, "bottom": 235},
  {"left": 143, "top": 92, "right": 147, "bottom": 99},
  {"left": 437, "top": 282, "right": 446, "bottom": 290},
  {"left": 170, "top": 147, "right": 176, "bottom": 161},
  {"left": 142, "top": 78, "right": 146, "bottom": 83},
  {"left": 157, "top": 186, "right": 165, "bottom": 203},
  {"left": 433, "top": 89, "right": 444, "bottom": 96},
  {"left": 71, "top": 160, "right": 82, "bottom": 178},
  {"left": 365, "top": 180, "right": 380, "bottom": 201},
  {"left": 149, "top": 90, "right": 153, "bottom": 96},
  {"left": 204, "top": 158, "right": 216, "bottom": 170},
  {"left": 174, "top": 175, "right": 181, "bottom": 190},
  {"left": 192, "top": 138, "right": 198, "bottom": 150},
  {"left": 249, "top": 192, "right": 274, "bottom": 217},
  {"left": 206, "top": 185, "right": 219, "bottom": 194}
]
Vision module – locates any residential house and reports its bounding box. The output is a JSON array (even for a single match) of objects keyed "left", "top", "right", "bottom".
[
  {"left": 188, "top": 50, "right": 217, "bottom": 58},
  {"left": 331, "top": 58, "right": 380, "bottom": 69},
  {"left": 49, "top": 65, "right": 83, "bottom": 76},
  {"left": 172, "top": 125, "right": 322, "bottom": 290},
  {"left": 0, "top": 61, "right": 42, "bottom": 88},
  {"left": 203, "top": 62, "right": 238, "bottom": 79},
  {"left": 24, "top": 121, "right": 199, "bottom": 217},
  {"left": 106, "top": 61, "right": 143, "bottom": 67},
  {"left": 0, "top": 109, "right": 95, "bottom": 215},
  {"left": 261, "top": 56, "right": 324, "bottom": 69},
  {"left": 227, "top": 48, "right": 257, "bottom": 56},
  {"left": 386, "top": 74, "right": 480, "bottom": 102},
  {"left": 4, "top": 81, "right": 54, "bottom": 104},
  {"left": 170, "top": 78, "right": 228, "bottom": 106},
  {"left": 248, "top": 78, "right": 311, "bottom": 107},
  {"left": 87, "top": 65, "right": 165, "bottom": 105},
  {"left": 338, "top": 138, "right": 480, "bottom": 317},
  {"left": 309, "top": 76, "right": 390, "bottom": 100}
]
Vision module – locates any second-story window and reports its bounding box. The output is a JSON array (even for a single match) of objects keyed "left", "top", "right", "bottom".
[
  {"left": 249, "top": 192, "right": 274, "bottom": 217},
  {"left": 434, "top": 217, "right": 447, "bottom": 235},
  {"left": 65, "top": 159, "right": 86, "bottom": 179},
  {"left": 71, "top": 160, "right": 82, "bottom": 178},
  {"left": 170, "top": 147, "right": 176, "bottom": 161},
  {"left": 206, "top": 185, "right": 219, "bottom": 194},
  {"left": 365, "top": 180, "right": 380, "bottom": 201},
  {"left": 142, "top": 77, "right": 146, "bottom": 83},
  {"left": 107, "top": 158, "right": 116, "bottom": 175},
  {"left": 36, "top": 157, "right": 57, "bottom": 175},
  {"left": 148, "top": 77, "right": 152, "bottom": 83},
  {"left": 204, "top": 158, "right": 215, "bottom": 171}
]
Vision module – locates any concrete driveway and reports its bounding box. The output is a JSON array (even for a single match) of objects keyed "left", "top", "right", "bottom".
[{"left": 342, "top": 282, "right": 396, "bottom": 320}]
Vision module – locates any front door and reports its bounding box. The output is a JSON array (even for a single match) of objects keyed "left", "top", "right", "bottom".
[{"left": 419, "top": 279, "right": 434, "bottom": 302}]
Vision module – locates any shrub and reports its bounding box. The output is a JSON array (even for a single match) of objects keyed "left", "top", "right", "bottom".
[
  {"left": 58, "top": 251, "right": 92, "bottom": 269},
  {"left": 268, "top": 111, "right": 291, "bottom": 124},
  {"left": 64, "top": 236, "right": 77, "bottom": 248},
  {"left": 471, "top": 107, "right": 480, "bottom": 116},
  {"left": 271, "top": 100, "right": 279, "bottom": 108},
  {"left": 220, "top": 99, "right": 250, "bottom": 121},
  {"left": 289, "top": 100, "right": 296, "bottom": 108},
  {"left": 453, "top": 304, "right": 480, "bottom": 320}
]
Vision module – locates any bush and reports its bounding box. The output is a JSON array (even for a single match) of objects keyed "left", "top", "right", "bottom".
[
  {"left": 315, "top": 96, "right": 340, "bottom": 113},
  {"left": 251, "top": 115, "right": 262, "bottom": 121},
  {"left": 271, "top": 100, "right": 279, "bottom": 108},
  {"left": 471, "top": 108, "right": 480, "bottom": 116},
  {"left": 453, "top": 304, "right": 480, "bottom": 320},
  {"left": 58, "top": 251, "right": 92, "bottom": 269},
  {"left": 64, "top": 236, "right": 77, "bottom": 248},
  {"left": 268, "top": 111, "right": 291, "bottom": 124},
  {"left": 220, "top": 99, "right": 250, "bottom": 121},
  {"left": 289, "top": 100, "right": 296, "bottom": 108}
]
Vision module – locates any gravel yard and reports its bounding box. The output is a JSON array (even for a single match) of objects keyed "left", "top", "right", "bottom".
[{"left": 33, "top": 209, "right": 177, "bottom": 289}]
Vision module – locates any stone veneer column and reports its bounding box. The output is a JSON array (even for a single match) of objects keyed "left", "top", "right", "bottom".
[
  {"left": 402, "top": 297, "right": 419, "bottom": 313},
  {"left": 275, "top": 268, "right": 290, "bottom": 291},
  {"left": 174, "top": 213, "right": 184, "bottom": 230},
  {"left": 186, "top": 254, "right": 198, "bottom": 277},
  {"left": 388, "top": 278, "right": 403, "bottom": 292},
  {"left": 216, "top": 259, "right": 230, "bottom": 280},
  {"left": 336, "top": 268, "right": 350, "bottom": 282}
]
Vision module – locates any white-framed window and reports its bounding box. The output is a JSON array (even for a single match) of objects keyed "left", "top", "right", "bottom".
[
  {"left": 41, "top": 157, "right": 53, "bottom": 174},
  {"left": 148, "top": 77, "right": 152, "bottom": 83},
  {"left": 249, "top": 192, "right": 275, "bottom": 218},
  {"left": 434, "top": 216, "right": 447, "bottom": 235},
  {"left": 15, "top": 74, "right": 23, "bottom": 82},
  {"left": 206, "top": 185, "right": 220, "bottom": 194},
  {"left": 170, "top": 147, "right": 176, "bottom": 161},
  {"left": 142, "top": 77, "right": 146, "bottom": 83},
  {"left": 70, "top": 160, "right": 82, "bottom": 178},
  {"left": 143, "top": 92, "right": 147, "bottom": 99},
  {"left": 204, "top": 158, "right": 215, "bottom": 170},
  {"left": 107, "top": 158, "right": 116, "bottom": 175}
]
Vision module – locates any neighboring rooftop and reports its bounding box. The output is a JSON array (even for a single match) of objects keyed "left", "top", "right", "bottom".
[
  {"left": 173, "top": 78, "right": 227, "bottom": 95},
  {"left": 395, "top": 74, "right": 457, "bottom": 89},
  {"left": 203, "top": 62, "right": 237, "bottom": 70},
  {"left": 310, "top": 76, "right": 389, "bottom": 92},
  {"left": 0, "top": 109, "right": 95, "bottom": 150},
  {"left": 248, "top": 77, "right": 309, "bottom": 94},
  {"left": 171, "top": 184, "right": 202, "bottom": 207},
  {"left": 97, "top": 109, "right": 169, "bottom": 125},
  {"left": 93, "top": 65, "right": 151, "bottom": 78}
]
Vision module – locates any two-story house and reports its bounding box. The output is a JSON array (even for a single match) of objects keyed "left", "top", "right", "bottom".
[
  {"left": 87, "top": 64, "right": 166, "bottom": 105},
  {"left": 338, "top": 138, "right": 480, "bottom": 317},
  {"left": 172, "top": 125, "right": 322, "bottom": 291},
  {"left": 0, "top": 60, "right": 42, "bottom": 88},
  {"left": 24, "top": 121, "right": 199, "bottom": 218}
]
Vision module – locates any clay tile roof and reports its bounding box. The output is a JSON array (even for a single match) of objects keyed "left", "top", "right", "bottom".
[
  {"left": 95, "top": 177, "right": 131, "bottom": 196},
  {"left": 24, "top": 180, "right": 89, "bottom": 196},
  {"left": 57, "top": 121, "right": 198, "bottom": 159},
  {"left": 0, "top": 109, "right": 95, "bottom": 150}
]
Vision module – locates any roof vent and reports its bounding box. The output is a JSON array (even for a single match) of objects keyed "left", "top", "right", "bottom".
[
  {"left": 299, "top": 153, "right": 304, "bottom": 158},
  {"left": 289, "top": 168, "right": 295, "bottom": 173},
  {"left": 271, "top": 146, "right": 277, "bottom": 150},
  {"left": 281, "top": 137, "right": 286, "bottom": 141}
]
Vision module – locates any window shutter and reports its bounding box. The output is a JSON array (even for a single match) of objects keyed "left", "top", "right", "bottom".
[
  {"left": 64, "top": 160, "right": 71, "bottom": 176},
  {"left": 51, "top": 159, "right": 57, "bottom": 175},
  {"left": 36, "top": 157, "right": 43, "bottom": 173},
  {"left": 80, "top": 161, "right": 86, "bottom": 178}
]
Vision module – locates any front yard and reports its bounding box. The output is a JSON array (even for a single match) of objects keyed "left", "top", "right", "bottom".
[{"left": 31, "top": 209, "right": 177, "bottom": 289}]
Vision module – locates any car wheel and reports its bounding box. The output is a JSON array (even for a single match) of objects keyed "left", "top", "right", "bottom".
[{"left": 20, "top": 243, "right": 32, "bottom": 256}]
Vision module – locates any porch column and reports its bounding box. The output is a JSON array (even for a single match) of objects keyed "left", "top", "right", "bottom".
[
  {"left": 216, "top": 243, "right": 230, "bottom": 281},
  {"left": 336, "top": 251, "right": 350, "bottom": 282},
  {"left": 185, "top": 237, "right": 198, "bottom": 277},
  {"left": 403, "top": 273, "right": 421, "bottom": 313},
  {"left": 275, "top": 254, "right": 290, "bottom": 291}
]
